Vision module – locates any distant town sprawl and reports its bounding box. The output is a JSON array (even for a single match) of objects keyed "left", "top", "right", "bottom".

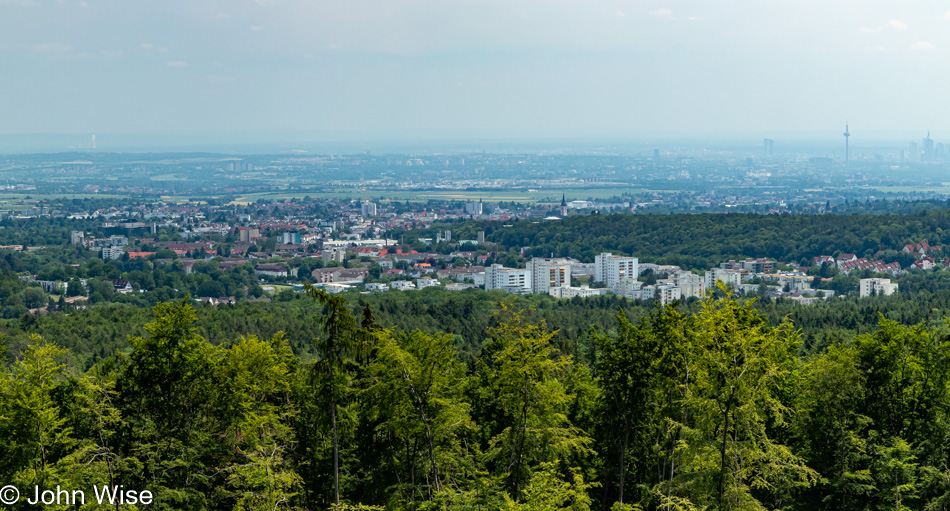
[
  {"left": 4, "top": 188, "right": 948, "bottom": 318},
  {"left": 0, "top": 143, "right": 949, "bottom": 313},
  {"left": 3, "top": 145, "right": 950, "bottom": 213}
]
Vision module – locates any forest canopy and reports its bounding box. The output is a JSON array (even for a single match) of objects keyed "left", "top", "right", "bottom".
[
  {"left": 4, "top": 288, "right": 950, "bottom": 510},
  {"left": 419, "top": 209, "right": 950, "bottom": 269}
]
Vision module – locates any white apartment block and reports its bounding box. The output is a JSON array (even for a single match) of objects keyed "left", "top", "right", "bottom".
[
  {"left": 101, "top": 246, "right": 125, "bottom": 260},
  {"left": 616, "top": 278, "right": 677, "bottom": 302},
  {"left": 361, "top": 202, "right": 377, "bottom": 217},
  {"left": 705, "top": 268, "right": 743, "bottom": 290},
  {"left": 670, "top": 271, "right": 705, "bottom": 299},
  {"left": 465, "top": 201, "right": 483, "bottom": 215},
  {"left": 569, "top": 262, "right": 595, "bottom": 277},
  {"left": 859, "top": 278, "right": 898, "bottom": 298},
  {"left": 484, "top": 264, "right": 531, "bottom": 294},
  {"left": 615, "top": 278, "right": 645, "bottom": 299},
  {"left": 656, "top": 284, "right": 682, "bottom": 306},
  {"left": 322, "top": 248, "right": 346, "bottom": 264},
  {"left": 548, "top": 285, "right": 607, "bottom": 299},
  {"left": 390, "top": 281, "right": 415, "bottom": 291},
  {"left": 638, "top": 263, "right": 682, "bottom": 276},
  {"left": 415, "top": 278, "right": 440, "bottom": 289},
  {"left": 526, "top": 258, "right": 572, "bottom": 294},
  {"left": 365, "top": 282, "right": 388, "bottom": 292},
  {"left": 594, "top": 253, "right": 639, "bottom": 289},
  {"left": 636, "top": 285, "right": 657, "bottom": 301}
]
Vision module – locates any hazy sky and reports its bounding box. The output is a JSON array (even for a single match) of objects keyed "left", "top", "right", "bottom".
[{"left": 2, "top": 0, "right": 950, "bottom": 140}]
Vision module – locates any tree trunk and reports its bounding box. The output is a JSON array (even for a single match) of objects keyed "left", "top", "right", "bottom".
[
  {"left": 330, "top": 360, "right": 340, "bottom": 507},
  {"left": 402, "top": 360, "right": 442, "bottom": 496},
  {"left": 717, "top": 396, "right": 732, "bottom": 508},
  {"left": 510, "top": 374, "right": 531, "bottom": 499},
  {"left": 619, "top": 418, "right": 629, "bottom": 504}
]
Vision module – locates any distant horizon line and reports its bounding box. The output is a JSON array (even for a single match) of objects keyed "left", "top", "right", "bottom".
[
  {"left": 0, "top": 128, "right": 944, "bottom": 138},
  {"left": 0, "top": 129, "right": 944, "bottom": 155}
]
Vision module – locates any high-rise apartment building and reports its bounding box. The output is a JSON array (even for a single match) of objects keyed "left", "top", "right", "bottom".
[
  {"left": 484, "top": 264, "right": 531, "bottom": 294},
  {"left": 594, "top": 252, "right": 639, "bottom": 288},
  {"left": 465, "top": 201, "right": 483, "bottom": 216},
  {"left": 526, "top": 258, "right": 572, "bottom": 294},
  {"left": 361, "top": 202, "right": 377, "bottom": 217}
]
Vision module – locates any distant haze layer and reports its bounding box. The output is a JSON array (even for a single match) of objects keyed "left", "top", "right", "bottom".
[{"left": 2, "top": 1, "right": 950, "bottom": 142}]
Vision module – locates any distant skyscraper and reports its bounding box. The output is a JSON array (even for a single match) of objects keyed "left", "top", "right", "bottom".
[
  {"left": 361, "top": 201, "right": 377, "bottom": 217},
  {"left": 843, "top": 124, "right": 850, "bottom": 163},
  {"left": 465, "top": 200, "right": 483, "bottom": 216},
  {"left": 763, "top": 138, "right": 774, "bottom": 156},
  {"left": 923, "top": 132, "right": 934, "bottom": 161},
  {"left": 909, "top": 141, "right": 919, "bottom": 162},
  {"left": 91, "top": 134, "right": 96, "bottom": 149}
]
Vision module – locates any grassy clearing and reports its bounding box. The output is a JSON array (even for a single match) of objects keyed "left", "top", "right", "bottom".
[
  {"left": 228, "top": 187, "right": 650, "bottom": 205},
  {"left": 150, "top": 173, "right": 188, "bottom": 181},
  {"left": 856, "top": 185, "right": 950, "bottom": 194},
  {"left": 0, "top": 192, "right": 129, "bottom": 200},
  {"left": 262, "top": 284, "right": 294, "bottom": 294}
]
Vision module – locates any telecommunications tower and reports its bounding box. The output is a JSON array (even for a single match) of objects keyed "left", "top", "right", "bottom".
[{"left": 843, "top": 124, "right": 850, "bottom": 163}]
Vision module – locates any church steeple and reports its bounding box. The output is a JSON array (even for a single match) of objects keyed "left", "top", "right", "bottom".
[{"left": 560, "top": 194, "right": 568, "bottom": 217}]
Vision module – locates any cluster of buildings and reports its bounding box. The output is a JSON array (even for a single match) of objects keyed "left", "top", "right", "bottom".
[
  {"left": 54, "top": 194, "right": 927, "bottom": 304},
  {"left": 815, "top": 241, "right": 947, "bottom": 276},
  {"left": 71, "top": 231, "right": 131, "bottom": 260},
  {"left": 479, "top": 254, "right": 822, "bottom": 305},
  {"left": 815, "top": 254, "right": 902, "bottom": 275},
  {"left": 473, "top": 253, "right": 900, "bottom": 305}
]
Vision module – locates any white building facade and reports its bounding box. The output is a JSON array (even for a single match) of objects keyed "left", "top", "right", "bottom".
[
  {"left": 526, "top": 258, "right": 572, "bottom": 294},
  {"left": 670, "top": 271, "right": 705, "bottom": 299},
  {"left": 705, "top": 268, "right": 743, "bottom": 290},
  {"left": 656, "top": 284, "right": 682, "bottom": 305},
  {"left": 594, "top": 253, "right": 639, "bottom": 289},
  {"left": 548, "top": 286, "right": 607, "bottom": 299},
  {"left": 484, "top": 264, "right": 531, "bottom": 294},
  {"left": 859, "top": 278, "right": 898, "bottom": 298}
]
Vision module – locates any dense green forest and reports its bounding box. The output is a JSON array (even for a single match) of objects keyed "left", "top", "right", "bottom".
[
  {"left": 4, "top": 286, "right": 950, "bottom": 510},
  {"left": 9, "top": 286, "right": 950, "bottom": 371},
  {"left": 419, "top": 209, "right": 950, "bottom": 268}
]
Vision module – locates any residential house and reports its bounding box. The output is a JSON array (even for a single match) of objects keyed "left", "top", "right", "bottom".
[{"left": 106, "top": 278, "right": 134, "bottom": 294}]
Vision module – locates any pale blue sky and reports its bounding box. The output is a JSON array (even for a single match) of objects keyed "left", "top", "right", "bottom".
[{"left": 2, "top": 0, "right": 949, "bottom": 141}]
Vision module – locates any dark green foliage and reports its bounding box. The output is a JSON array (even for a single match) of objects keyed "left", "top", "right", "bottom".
[
  {"left": 6, "top": 287, "right": 950, "bottom": 509},
  {"left": 458, "top": 210, "right": 950, "bottom": 269}
]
